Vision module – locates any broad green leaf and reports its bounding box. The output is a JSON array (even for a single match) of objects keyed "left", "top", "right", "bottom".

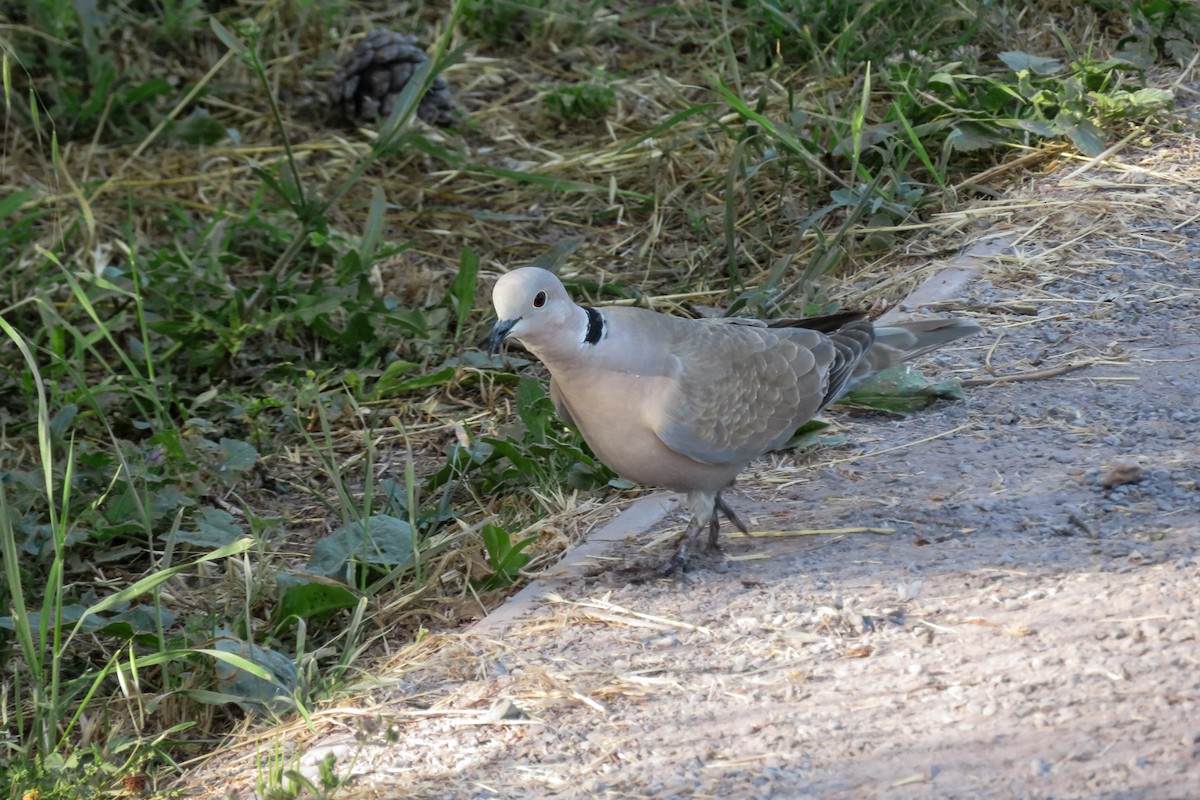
[
  {"left": 840, "top": 366, "right": 964, "bottom": 414},
  {"left": 217, "top": 438, "right": 258, "bottom": 474},
  {"left": 1055, "top": 115, "right": 1107, "bottom": 156},
  {"left": 277, "top": 576, "right": 360, "bottom": 622},
  {"left": 373, "top": 361, "right": 456, "bottom": 396},
  {"left": 947, "top": 123, "right": 1000, "bottom": 152},
  {"left": 110, "top": 603, "right": 175, "bottom": 631},
  {"left": 374, "top": 359, "right": 419, "bottom": 388},
  {"left": 175, "top": 506, "right": 244, "bottom": 548},
  {"left": 1125, "top": 87, "right": 1173, "bottom": 107},
  {"left": 998, "top": 51, "right": 1063, "bottom": 75},
  {"left": 175, "top": 109, "right": 229, "bottom": 146},
  {"left": 124, "top": 77, "right": 172, "bottom": 105},
  {"left": 99, "top": 604, "right": 174, "bottom": 639},
  {"left": 1015, "top": 118, "right": 1056, "bottom": 138},
  {"left": 0, "top": 604, "right": 103, "bottom": 633},
  {"left": 151, "top": 485, "right": 195, "bottom": 516},
  {"left": 48, "top": 404, "right": 78, "bottom": 438},
  {"left": 307, "top": 515, "right": 414, "bottom": 580},
  {"left": 784, "top": 418, "right": 844, "bottom": 451},
  {"left": 212, "top": 636, "right": 298, "bottom": 711}
]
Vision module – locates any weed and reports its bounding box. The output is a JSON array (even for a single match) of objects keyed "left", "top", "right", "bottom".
[
  {"left": 429, "top": 375, "right": 614, "bottom": 499},
  {"left": 545, "top": 82, "right": 616, "bottom": 122},
  {"left": 459, "top": 0, "right": 608, "bottom": 47},
  {"left": 1106, "top": 0, "right": 1200, "bottom": 63},
  {"left": 478, "top": 523, "right": 536, "bottom": 589},
  {"left": 254, "top": 747, "right": 345, "bottom": 800},
  {"left": 727, "top": 0, "right": 983, "bottom": 74},
  {"left": 2, "top": 0, "right": 205, "bottom": 140}
]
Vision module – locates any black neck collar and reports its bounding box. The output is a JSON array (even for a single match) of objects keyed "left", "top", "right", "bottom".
[{"left": 583, "top": 307, "right": 604, "bottom": 345}]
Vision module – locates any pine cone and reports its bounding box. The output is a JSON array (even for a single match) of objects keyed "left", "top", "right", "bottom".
[{"left": 328, "top": 30, "right": 456, "bottom": 127}]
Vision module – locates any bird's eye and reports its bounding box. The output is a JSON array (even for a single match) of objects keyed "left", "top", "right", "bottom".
[{"left": 533, "top": 291, "right": 547, "bottom": 308}]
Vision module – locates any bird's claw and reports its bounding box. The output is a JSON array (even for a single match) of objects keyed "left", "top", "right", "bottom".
[{"left": 656, "top": 552, "right": 687, "bottom": 576}]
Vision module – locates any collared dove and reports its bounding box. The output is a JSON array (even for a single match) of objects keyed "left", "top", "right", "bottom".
[{"left": 487, "top": 267, "right": 980, "bottom": 573}]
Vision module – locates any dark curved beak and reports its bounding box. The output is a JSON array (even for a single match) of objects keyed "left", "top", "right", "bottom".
[{"left": 486, "top": 318, "right": 518, "bottom": 355}]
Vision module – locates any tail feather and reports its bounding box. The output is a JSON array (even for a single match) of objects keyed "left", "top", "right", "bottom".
[{"left": 852, "top": 318, "right": 981, "bottom": 382}]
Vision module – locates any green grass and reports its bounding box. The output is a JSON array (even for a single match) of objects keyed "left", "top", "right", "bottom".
[{"left": 0, "top": 0, "right": 1191, "bottom": 793}]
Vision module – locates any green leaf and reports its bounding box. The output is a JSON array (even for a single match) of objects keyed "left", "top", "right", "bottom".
[
  {"left": 514, "top": 376, "right": 554, "bottom": 440},
  {"left": 1055, "top": 114, "right": 1107, "bottom": 156},
  {"left": 0, "top": 188, "right": 37, "bottom": 220},
  {"left": 151, "top": 427, "right": 188, "bottom": 463},
  {"left": 175, "top": 109, "right": 230, "bottom": 146},
  {"left": 478, "top": 523, "right": 535, "bottom": 589},
  {"left": 209, "top": 17, "right": 250, "bottom": 60},
  {"left": 361, "top": 185, "right": 386, "bottom": 265},
  {"left": 100, "top": 487, "right": 144, "bottom": 528},
  {"left": 212, "top": 635, "right": 298, "bottom": 712},
  {"left": 447, "top": 247, "right": 480, "bottom": 334},
  {"left": 0, "top": 604, "right": 104, "bottom": 633},
  {"left": 124, "top": 77, "right": 172, "bottom": 105},
  {"left": 217, "top": 438, "right": 258, "bottom": 474},
  {"left": 998, "top": 51, "right": 1063, "bottom": 75},
  {"left": 48, "top": 404, "right": 78, "bottom": 438},
  {"left": 525, "top": 237, "right": 583, "bottom": 273},
  {"left": 390, "top": 365, "right": 457, "bottom": 394},
  {"left": 390, "top": 306, "right": 433, "bottom": 337},
  {"left": 947, "top": 123, "right": 1000, "bottom": 152},
  {"left": 307, "top": 514, "right": 415, "bottom": 580},
  {"left": 152, "top": 485, "right": 195, "bottom": 517},
  {"left": 277, "top": 575, "right": 360, "bottom": 622},
  {"left": 840, "top": 366, "right": 965, "bottom": 414},
  {"left": 784, "top": 418, "right": 843, "bottom": 451},
  {"left": 1127, "top": 86, "right": 1174, "bottom": 106},
  {"left": 1015, "top": 118, "right": 1057, "bottom": 138},
  {"left": 176, "top": 506, "right": 245, "bottom": 548},
  {"left": 340, "top": 311, "right": 378, "bottom": 351},
  {"left": 101, "top": 604, "right": 175, "bottom": 638},
  {"left": 374, "top": 360, "right": 419, "bottom": 391}
]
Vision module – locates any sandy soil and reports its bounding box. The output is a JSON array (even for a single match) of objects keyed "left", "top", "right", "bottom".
[{"left": 192, "top": 206, "right": 1200, "bottom": 798}]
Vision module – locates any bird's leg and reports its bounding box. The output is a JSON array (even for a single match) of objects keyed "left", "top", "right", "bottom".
[
  {"left": 658, "top": 491, "right": 719, "bottom": 575},
  {"left": 658, "top": 515, "right": 706, "bottom": 576},
  {"left": 711, "top": 493, "right": 748, "bottom": 548}
]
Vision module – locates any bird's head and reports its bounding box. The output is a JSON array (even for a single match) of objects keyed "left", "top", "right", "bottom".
[{"left": 487, "top": 267, "right": 577, "bottom": 354}]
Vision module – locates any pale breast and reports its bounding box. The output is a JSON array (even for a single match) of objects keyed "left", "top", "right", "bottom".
[{"left": 550, "top": 367, "right": 743, "bottom": 493}]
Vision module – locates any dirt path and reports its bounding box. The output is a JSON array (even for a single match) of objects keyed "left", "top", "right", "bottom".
[{"left": 193, "top": 182, "right": 1200, "bottom": 798}]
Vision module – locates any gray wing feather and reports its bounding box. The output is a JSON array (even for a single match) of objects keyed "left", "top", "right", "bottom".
[
  {"left": 652, "top": 322, "right": 837, "bottom": 465},
  {"left": 819, "top": 321, "right": 875, "bottom": 408},
  {"left": 647, "top": 314, "right": 973, "bottom": 467}
]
